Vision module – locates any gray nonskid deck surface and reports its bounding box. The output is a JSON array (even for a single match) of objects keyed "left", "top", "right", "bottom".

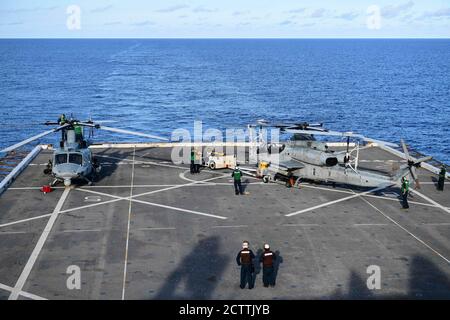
[{"left": 0, "top": 146, "right": 449, "bottom": 300}]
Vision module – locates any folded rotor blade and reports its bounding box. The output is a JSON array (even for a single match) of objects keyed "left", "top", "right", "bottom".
[
  {"left": 286, "top": 129, "right": 398, "bottom": 147},
  {"left": 410, "top": 165, "right": 418, "bottom": 181},
  {"left": 401, "top": 139, "right": 410, "bottom": 160},
  {"left": 409, "top": 166, "right": 421, "bottom": 189},
  {"left": 93, "top": 120, "right": 117, "bottom": 124},
  {"left": 99, "top": 126, "right": 168, "bottom": 141},
  {"left": 0, "top": 124, "right": 68, "bottom": 153},
  {"left": 415, "top": 156, "right": 432, "bottom": 164},
  {"left": 305, "top": 126, "right": 328, "bottom": 132},
  {"left": 286, "top": 129, "right": 336, "bottom": 136},
  {"left": 361, "top": 137, "right": 398, "bottom": 148}
]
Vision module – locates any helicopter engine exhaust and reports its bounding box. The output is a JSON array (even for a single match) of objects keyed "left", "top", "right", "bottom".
[{"left": 325, "top": 157, "right": 338, "bottom": 166}]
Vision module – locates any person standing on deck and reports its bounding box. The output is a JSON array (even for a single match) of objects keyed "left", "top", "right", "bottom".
[
  {"left": 260, "top": 243, "right": 277, "bottom": 288},
  {"left": 232, "top": 165, "right": 244, "bottom": 195},
  {"left": 58, "top": 114, "right": 67, "bottom": 143},
  {"left": 401, "top": 176, "right": 410, "bottom": 209},
  {"left": 438, "top": 166, "right": 446, "bottom": 191},
  {"left": 236, "top": 241, "right": 255, "bottom": 289},
  {"left": 74, "top": 124, "right": 83, "bottom": 145},
  {"left": 190, "top": 149, "right": 195, "bottom": 174}
]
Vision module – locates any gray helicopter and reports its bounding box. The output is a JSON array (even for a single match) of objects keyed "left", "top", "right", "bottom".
[
  {"left": 244, "top": 121, "right": 431, "bottom": 189},
  {"left": 0, "top": 115, "right": 168, "bottom": 187}
]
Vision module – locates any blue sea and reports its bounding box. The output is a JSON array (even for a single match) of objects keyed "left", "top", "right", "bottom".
[{"left": 0, "top": 39, "right": 449, "bottom": 163}]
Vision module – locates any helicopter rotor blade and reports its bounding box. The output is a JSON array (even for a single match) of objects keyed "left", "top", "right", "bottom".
[
  {"left": 401, "top": 139, "right": 410, "bottom": 160},
  {"left": 92, "top": 120, "right": 117, "bottom": 124},
  {"left": 99, "top": 126, "right": 169, "bottom": 141},
  {"left": 361, "top": 137, "right": 398, "bottom": 148},
  {"left": 286, "top": 129, "right": 398, "bottom": 147},
  {"left": 0, "top": 124, "right": 69, "bottom": 153},
  {"left": 409, "top": 156, "right": 431, "bottom": 189},
  {"left": 415, "top": 156, "right": 432, "bottom": 164},
  {"left": 409, "top": 165, "right": 421, "bottom": 189},
  {"left": 399, "top": 140, "right": 432, "bottom": 189},
  {"left": 305, "top": 126, "right": 328, "bottom": 132}
]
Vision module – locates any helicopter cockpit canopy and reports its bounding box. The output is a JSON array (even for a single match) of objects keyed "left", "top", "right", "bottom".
[
  {"left": 69, "top": 153, "right": 83, "bottom": 165},
  {"left": 55, "top": 152, "right": 83, "bottom": 165},
  {"left": 55, "top": 153, "right": 67, "bottom": 165}
]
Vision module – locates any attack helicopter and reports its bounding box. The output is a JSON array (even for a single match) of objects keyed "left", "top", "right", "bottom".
[
  {"left": 0, "top": 115, "right": 168, "bottom": 186},
  {"left": 243, "top": 120, "right": 431, "bottom": 189}
]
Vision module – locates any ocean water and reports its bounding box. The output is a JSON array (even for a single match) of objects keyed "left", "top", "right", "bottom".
[{"left": 0, "top": 39, "right": 449, "bottom": 163}]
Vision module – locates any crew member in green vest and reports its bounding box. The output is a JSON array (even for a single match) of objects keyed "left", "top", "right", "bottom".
[
  {"left": 401, "top": 176, "right": 410, "bottom": 209},
  {"left": 438, "top": 166, "right": 446, "bottom": 191},
  {"left": 74, "top": 124, "right": 83, "bottom": 145},
  {"left": 232, "top": 165, "right": 244, "bottom": 195},
  {"left": 58, "top": 114, "right": 67, "bottom": 142}
]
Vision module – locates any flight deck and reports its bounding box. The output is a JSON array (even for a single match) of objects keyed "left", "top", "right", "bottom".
[{"left": 0, "top": 145, "right": 449, "bottom": 299}]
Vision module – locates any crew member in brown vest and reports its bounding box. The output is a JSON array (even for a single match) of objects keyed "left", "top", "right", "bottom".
[
  {"left": 260, "top": 243, "right": 277, "bottom": 287},
  {"left": 236, "top": 241, "right": 255, "bottom": 289}
]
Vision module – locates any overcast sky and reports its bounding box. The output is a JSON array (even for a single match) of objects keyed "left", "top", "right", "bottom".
[{"left": 1, "top": 0, "right": 449, "bottom": 38}]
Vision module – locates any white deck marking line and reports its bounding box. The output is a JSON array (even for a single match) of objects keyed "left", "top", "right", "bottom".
[
  {"left": 60, "top": 229, "right": 103, "bottom": 233},
  {"left": 96, "top": 154, "right": 185, "bottom": 170},
  {"left": 282, "top": 224, "right": 320, "bottom": 227},
  {"left": 77, "top": 184, "right": 183, "bottom": 188},
  {"left": 9, "top": 174, "right": 227, "bottom": 225},
  {"left": 286, "top": 185, "right": 392, "bottom": 217},
  {"left": 0, "top": 231, "right": 27, "bottom": 234},
  {"left": 282, "top": 223, "right": 390, "bottom": 227},
  {"left": 179, "top": 170, "right": 229, "bottom": 184},
  {"left": 212, "top": 225, "right": 248, "bottom": 228},
  {"left": 8, "top": 188, "right": 70, "bottom": 300},
  {"left": 8, "top": 187, "right": 59, "bottom": 190},
  {"left": 73, "top": 174, "right": 228, "bottom": 216},
  {"left": 134, "top": 227, "right": 176, "bottom": 231},
  {"left": 410, "top": 189, "right": 450, "bottom": 214},
  {"left": 9, "top": 182, "right": 262, "bottom": 190},
  {"left": 0, "top": 282, "right": 13, "bottom": 292},
  {"left": 55, "top": 176, "right": 219, "bottom": 216},
  {"left": 17, "top": 290, "right": 47, "bottom": 300},
  {"left": 78, "top": 187, "right": 227, "bottom": 220},
  {"left": 300, "top": 184, "right": 440, "bottom": 209},
  {"left": 0, "top": 214, "right": 51, "bottom": 229},
  {"left": 0, "top": 283, "right": 47, "bottom": 300},
  {"left": 122, "top": 147, "right": 135, "bottom": 301},
  {"left": 353, "top": 223, "right": 389, "bottom": 226},
  {"left": 359, "top": 196, "right": 450, "bottom": 265}
]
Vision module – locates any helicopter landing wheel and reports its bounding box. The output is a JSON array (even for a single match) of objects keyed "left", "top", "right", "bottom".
[{"left": 262, "top": 175, "right": 270, "bottom": 183}]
